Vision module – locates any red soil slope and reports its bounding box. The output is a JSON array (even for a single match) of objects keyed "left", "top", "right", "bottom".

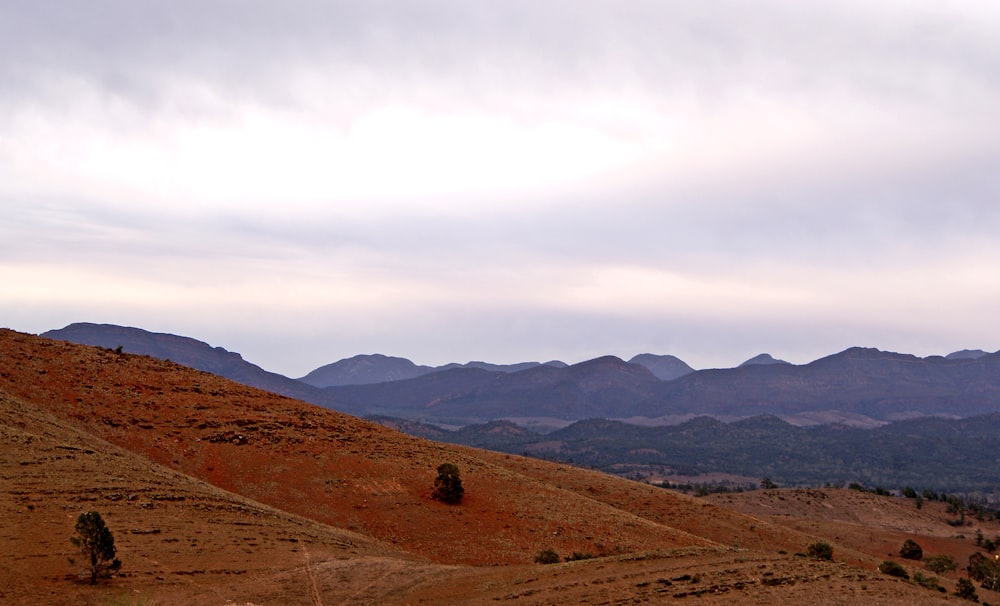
[
  {"left": 0, "top": 329, "right": 977, "bottom": 605},
  {"left": 0, "top": 330, "right": 718, "bottom": 564}
]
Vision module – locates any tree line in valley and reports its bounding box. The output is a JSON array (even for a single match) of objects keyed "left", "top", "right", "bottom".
[{"left": 376, "top": 412, "right": 1000, "bottom": 502}]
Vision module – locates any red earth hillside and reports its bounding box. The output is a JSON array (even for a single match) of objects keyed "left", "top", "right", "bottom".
[
  {"left": 0, "top": 329, "right": 722, "bottom": 565},
  {"left": 2, "top": 328, "right": 977, "bottom": 605}
]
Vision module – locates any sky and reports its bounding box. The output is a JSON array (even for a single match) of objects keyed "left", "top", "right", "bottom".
[{"left": 3, "top": 1, "right": 1000, "bottom": 377}]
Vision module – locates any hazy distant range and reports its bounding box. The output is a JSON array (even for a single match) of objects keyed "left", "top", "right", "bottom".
[{"left": 41, "top": 323, "right": 999, "bottom": 429}]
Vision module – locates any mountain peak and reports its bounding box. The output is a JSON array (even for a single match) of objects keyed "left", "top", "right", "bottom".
[
  {"left": 628, "top": 353, "right": 695, "bottom": 381},
  {"left": 739, "top": 353, "right": 791, "bottom": 367},
  {"left": 298, "top": 354, "right": 429, "bottom": 387},
  {"left": 945, "top": 349, "right": 990, "bottom": 360}
]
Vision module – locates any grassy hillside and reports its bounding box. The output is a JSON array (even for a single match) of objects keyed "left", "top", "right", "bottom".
[{"left": 2, "top": 329, "right": 994, "bottom": 605}]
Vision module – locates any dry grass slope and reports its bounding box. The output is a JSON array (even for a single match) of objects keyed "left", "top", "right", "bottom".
[{"left": 1, "top": 328, "right": 990, "bottom": 605}]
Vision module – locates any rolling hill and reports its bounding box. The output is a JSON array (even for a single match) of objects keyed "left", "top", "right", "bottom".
[
  {"left": 41, "top": 322, "right": 324, "bottom": 404},
  {"left": 4, "top": 328, "right": 996, "bottom": 604}
]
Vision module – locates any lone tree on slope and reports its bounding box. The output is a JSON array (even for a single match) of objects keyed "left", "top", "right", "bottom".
[
  {"left": 899, "top": 538, "right": 923, "bottom": 560},
  {"left": 431, "top": 463, "right": 464, "bottom": 504},
  {"left": 70, "top": 511, "right": 121, "bottom": 585}
]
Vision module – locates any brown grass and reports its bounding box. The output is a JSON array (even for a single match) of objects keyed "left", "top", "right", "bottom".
[{"left": 2, "top": 328, "right": 994, "bottom": 605}]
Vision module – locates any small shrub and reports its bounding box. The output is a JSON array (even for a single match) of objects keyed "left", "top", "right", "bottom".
[
  {"left": 924, "top": 554, "right": 957, "bottom": 574},
  {"left": 807, "top": 541, "right": 833, "bottom": 561},
  {"left": 954, "top": 577, "right": 978, "bottom": 601},
  {"left": 534, "top": 549, "right": 560, "bottom": 564},
  {"left": 565, "top": 552, "right": 595, "bottom": 562},
  {"left": 913, "top": 572, "right": 939, "bottom": 590},
  {"left": 900, "top": 539, "right": 923, "bottom": 560},
  {"left": 878, "top": 560, "right": 909, "bottom": 579}
]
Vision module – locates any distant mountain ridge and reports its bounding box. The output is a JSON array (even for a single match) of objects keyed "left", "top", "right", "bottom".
[
  {"left": 41, "top": 322, "right": 323, "bottom": 404},
  {"left": 627, "top": 353, "right": 695, "bottom": 380},
  {"left": 322, "top": 346, "right": 1000, "bottom": 423},
  {"left": 299, "top": 354, "right": 433, "bottom": 386},
  {"left": 298, "top": 353, "right": 568, "bottom": 388},
  {"left": 41, "top": 323, "right": 1000, "bottom": 426},
  {"left": 739, "top": 353, "right": 791, "bottom": 367},
  {"left": 945, "top": 349, "right": 989, "bottom": 360}
]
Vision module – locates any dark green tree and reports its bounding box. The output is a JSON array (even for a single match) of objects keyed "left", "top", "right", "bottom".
[
  {"left": 899, "top": 539, "right": 923, "bottom": 560},
  {"left": 954, "top": 577, "right": 978, "bottom": 601},
  {"left": 807, "top": 541, "right": 833, "bottom": 561},
  {"left": 431, "top": 463, "right": 464, "bottom": 504},
  {"left": 69, "top": 511, "right": 121, "bottom": 585}
]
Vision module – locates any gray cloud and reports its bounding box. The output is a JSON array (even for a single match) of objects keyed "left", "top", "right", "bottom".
[
  {"left": 6, "top": 1, "right": 998, "bottom": 114},
  {"left": 4, "top": 1, "right": 1000, "bottom": 372}
]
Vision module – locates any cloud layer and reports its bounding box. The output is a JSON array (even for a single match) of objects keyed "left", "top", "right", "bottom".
[{"left": 3, "top": 1, "right": 1000, "bottom": 374}]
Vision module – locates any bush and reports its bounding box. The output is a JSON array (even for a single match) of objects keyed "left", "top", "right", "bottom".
[
  {"left": 913, "top": 572, "right": 939, "bottom": 590},
  {"left": 565, "top": 552, "right": 595, "bottom": 562},
  {"left": 431, "top": 463, "right": 464, "bottom": 504},
  {"left": 968, "top": 552, "right": 1000, "bottom": 591},
  {"left": 807, "top": 541, "right": 833, "bottom": 561},
  {"left": 534, "top": 549, "right": 560, "bottom": 564},
  {"left": 924, "top": 554, "right": 958, "bottom": 574},
  {"left": 954, "top": 577, "right": 979, "bottom": 601},
  {"left": 900, "top": 539, "right": 923, "bottom": 560},
  {"left": 69, "top": 511, "right": 121, "bottom": 585},
  {"left": 879, "top": 560, "right": 909, "bottom": 579}
]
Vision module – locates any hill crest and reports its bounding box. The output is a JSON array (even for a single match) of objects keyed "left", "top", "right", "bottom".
[{"left": 2, "top": 328, "right": 993, "bottom": 605}]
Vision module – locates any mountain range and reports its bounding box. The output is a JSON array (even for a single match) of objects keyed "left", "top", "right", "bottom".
[
  {"left": 298, "top": 353, "right": 569, "bottom": 387},
  {"left": 42, "top": 322, "right": 1000, "bottom": 427},
  {"left": 6, "top": 327, "right": 993, "bottom": 605}
]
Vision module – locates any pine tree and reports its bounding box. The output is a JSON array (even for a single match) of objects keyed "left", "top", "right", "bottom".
[
  {"left": 431, "top": 463, "right": 464, "bottom": 504},
  {"left": 70, "top": 511, "right": 121, "bottom": 584}
]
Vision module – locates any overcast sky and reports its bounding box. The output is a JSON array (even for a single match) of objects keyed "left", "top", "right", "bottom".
[{"left": 3, "top": 1, "right": 1000, "bottom": 376}]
